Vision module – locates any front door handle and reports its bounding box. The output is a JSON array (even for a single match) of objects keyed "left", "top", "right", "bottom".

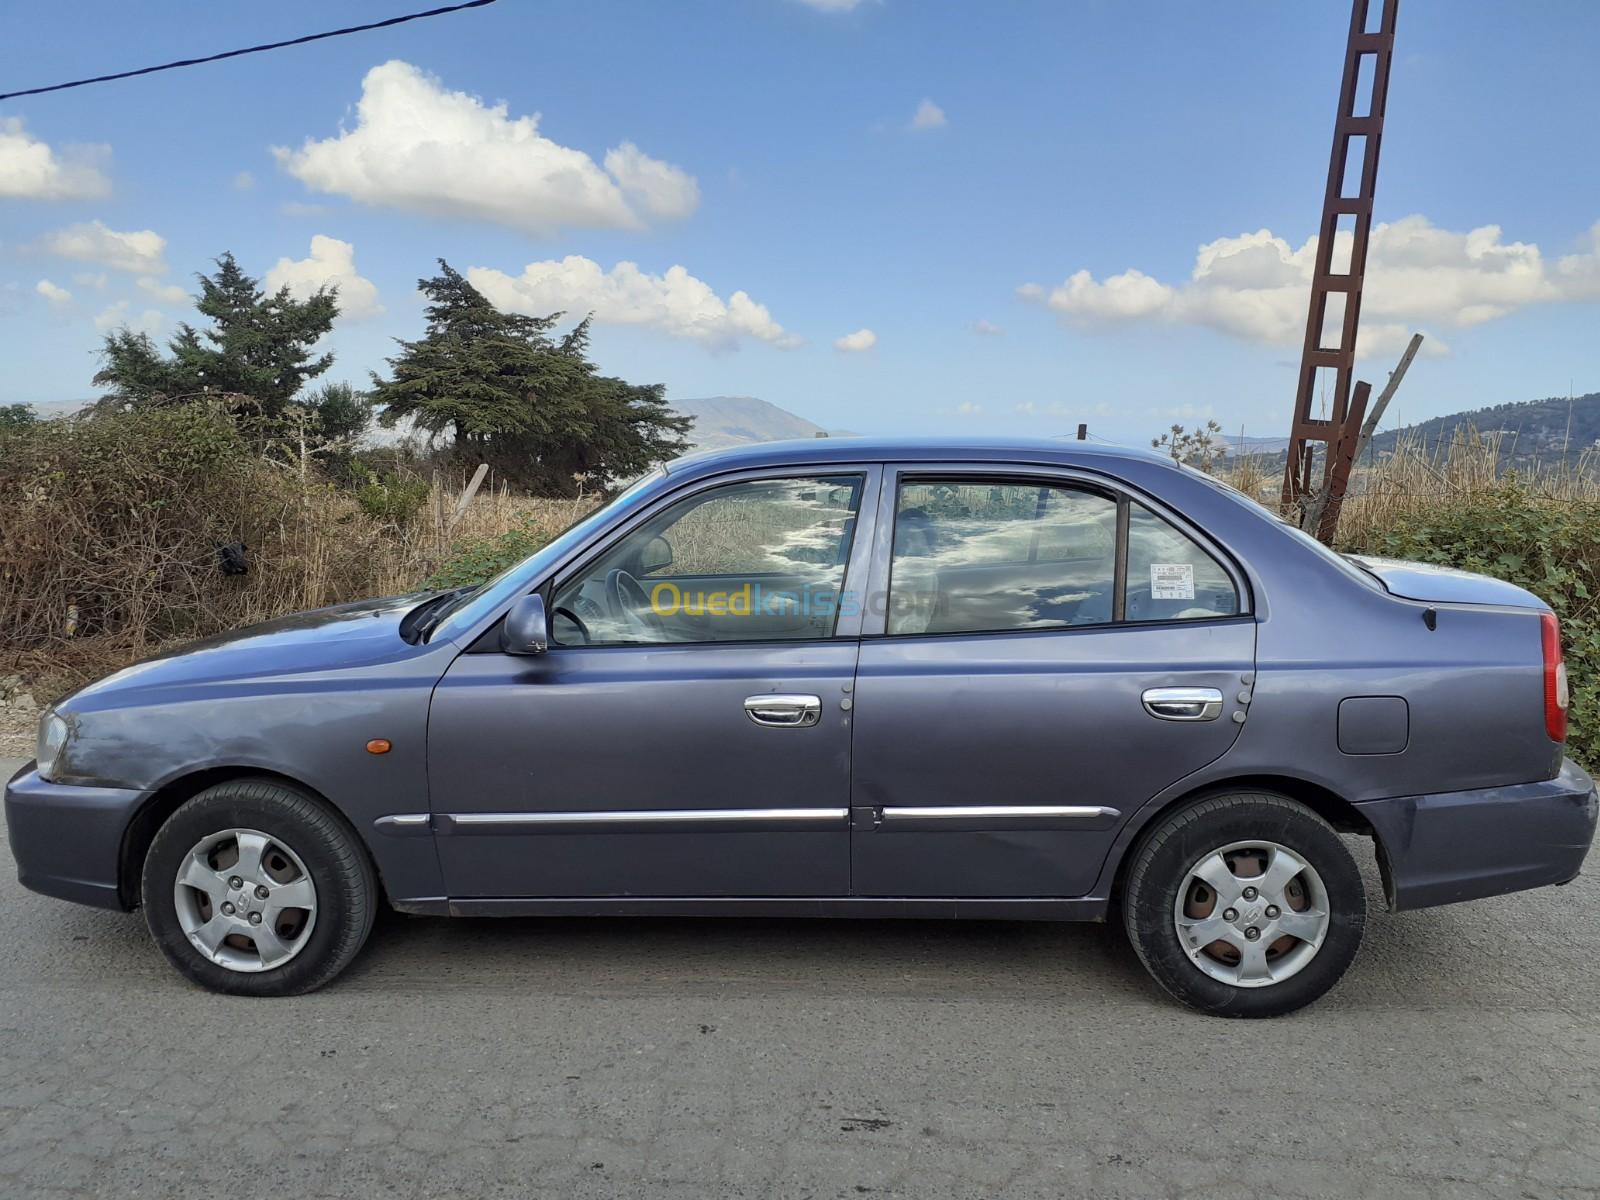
[
  {"left": 743, "top": 694, "right": 822, "bottom": 728},
  {"left": 1142, "top": 686, "right": 1224, "bottom": 722}
]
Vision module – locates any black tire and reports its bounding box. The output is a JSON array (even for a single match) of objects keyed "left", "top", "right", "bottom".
[
  {"left": 141, "top": 778, "right": 377, "bottom": 996},
  {"left": 1121, "top": 792, "right": 1365, "bottom": 1018}
]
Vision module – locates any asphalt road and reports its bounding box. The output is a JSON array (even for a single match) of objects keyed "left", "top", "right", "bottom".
[{"left": 2, "top": 755, "right": 1599, "bottom": 1199}]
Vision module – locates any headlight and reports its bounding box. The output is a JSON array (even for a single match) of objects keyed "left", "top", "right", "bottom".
[{"left": 36, "top": 710, "right": 68, "bottom": 782}]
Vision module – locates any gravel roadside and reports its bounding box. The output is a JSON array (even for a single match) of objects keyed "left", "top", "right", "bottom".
[{"left": 0, "top": 698, "right": 36, "bottom": 761}]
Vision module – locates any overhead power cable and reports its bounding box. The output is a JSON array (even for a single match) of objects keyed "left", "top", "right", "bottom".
[{"left": 0, "top": 0, "right": 498, "bottom": 102}]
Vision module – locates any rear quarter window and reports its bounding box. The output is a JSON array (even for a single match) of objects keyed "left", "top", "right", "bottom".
[{"left": 1124, "top": 503, "right": 1240, "bottom": 622}]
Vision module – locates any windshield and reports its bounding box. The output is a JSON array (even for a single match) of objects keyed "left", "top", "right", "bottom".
[
  {"left": 1180, "top": 464, "right": 1381, "bottom": 591},
  {"left": 425, "top": 468, "right": 668, "bottom": 643}
]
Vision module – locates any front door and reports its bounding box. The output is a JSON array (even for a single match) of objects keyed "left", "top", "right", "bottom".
[
  {"left": 850, "top": 468, "right": 1256, "bottom": 897},
  {"left": 428, "top": 468, "right": 878, "bottom": 899}
]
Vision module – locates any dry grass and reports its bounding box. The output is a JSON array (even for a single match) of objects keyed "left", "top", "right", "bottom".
[
  {"left": 379, "top": 471, "right": 594, "bottom": 591},
  {"left": 1334, "top": 429, "right": 1600, "bottom": 548},
  {"left": 1217, "top": 426, "right": 1600, "bottom": 546},
  {"left": 1, "top": 443, "right": 589, "bottom": 704}
]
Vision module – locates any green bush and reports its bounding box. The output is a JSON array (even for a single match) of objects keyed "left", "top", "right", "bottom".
[
  {"left": 427, "top": 517, "right": 552, "bottom": 589},
  {"left": 347, "top": 462, "right": 431, "bottom": 526},
  {"left": 1345, "top": 480, "right": 1600, "bottom": 768}
]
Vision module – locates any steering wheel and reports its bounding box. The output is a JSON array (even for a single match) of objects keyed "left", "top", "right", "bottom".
[
  {"left": 552, "top": 604, "right": 591, "bottom": 645},
  {"left": 604, "top": 568, "right": 667, "bottom": 640}
]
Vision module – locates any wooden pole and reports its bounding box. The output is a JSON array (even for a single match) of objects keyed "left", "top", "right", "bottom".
[
  {"left": 1351, "top": 332, "right": 1425, "bottom": 465},
  {"left": 446, "top": 463, "right": 490, "bottom": 536}
]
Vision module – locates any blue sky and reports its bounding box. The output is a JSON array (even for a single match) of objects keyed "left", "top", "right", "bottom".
[{"left": 3, "top": 0, "right": 1598, "bottom": 444}]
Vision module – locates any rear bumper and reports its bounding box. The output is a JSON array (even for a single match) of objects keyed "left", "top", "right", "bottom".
[
  {"left": 1358, "top": 758, "right": 1598, "bottom": 911},
  {"left": 4, "top": 763, "right": 142, "bottom": 912}
]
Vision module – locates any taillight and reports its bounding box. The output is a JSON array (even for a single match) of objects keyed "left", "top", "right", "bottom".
[{"left": 1541, "top": 611, "right": 1568, "bottom": 743}]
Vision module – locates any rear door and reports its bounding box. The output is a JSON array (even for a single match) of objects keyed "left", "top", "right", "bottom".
[{"left": 850, "top": 464, "right": 1256, "bottom": 897}]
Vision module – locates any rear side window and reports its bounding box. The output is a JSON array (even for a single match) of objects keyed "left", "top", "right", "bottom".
[
  {"left": 886, "top": 478, "right": 1239, "bottom": 636},
  {"left": 888, "top": 481, "right": 1117, "bottom": 635}
]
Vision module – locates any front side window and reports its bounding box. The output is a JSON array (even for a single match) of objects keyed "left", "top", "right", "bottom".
[
  {"left": 886, "top": 478, "right": 1239, "bottom": 636},
  {"left": 551, "top": 475, "right": 864, "bottom": 645}
]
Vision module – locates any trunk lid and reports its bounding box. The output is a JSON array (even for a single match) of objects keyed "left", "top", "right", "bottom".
[{"left": 1345, "top": 555, "right": 1550, "bottom": 611}]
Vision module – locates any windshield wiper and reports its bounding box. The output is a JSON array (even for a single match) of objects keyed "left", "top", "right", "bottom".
[{"left": 400, "top": 587, "right": 475, "bottom": 644}]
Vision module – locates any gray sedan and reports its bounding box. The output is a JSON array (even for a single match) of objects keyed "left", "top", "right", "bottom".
[{"left": 7, "top": 437, "right": 1596, "bottom": 1016}]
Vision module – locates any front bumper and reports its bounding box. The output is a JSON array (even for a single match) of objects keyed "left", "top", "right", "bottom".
[
  {"left": 1358, "top": 758, "right": 1598, "bottom": 911},
  {"left": 4, "top": 763, "right": 144, "bottom": 911}
]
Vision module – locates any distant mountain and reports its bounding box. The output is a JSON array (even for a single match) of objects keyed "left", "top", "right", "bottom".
[
  {"left": 1214, "top": 392, "right": 1600, "bottom": 473},
  {"left": 1365, "top": 391, "right": 1600, "bottom": 469},
  {"left": 670, "top": 395, "right": 839, "bottom": 452}
]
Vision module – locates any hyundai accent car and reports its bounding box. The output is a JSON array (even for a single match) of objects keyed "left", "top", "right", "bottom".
[{"left": 7, "top": 437, "right": 1596, "bottom": 1016}]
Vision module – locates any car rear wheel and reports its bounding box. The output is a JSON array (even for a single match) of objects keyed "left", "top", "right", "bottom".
[
  {"left": 1121, "top": 792, "right": 1365, "bottom": 1017},
  {"left": 142, "top": 778, "right": 377, "bottom": 996}
]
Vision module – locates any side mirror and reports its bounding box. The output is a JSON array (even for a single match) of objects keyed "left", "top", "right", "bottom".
[
  {"left": 500, "top": 593, "right": 549, "bottom": 656},
  {"left": 638, "top": 534, "right": 674, "bottom": 575}
]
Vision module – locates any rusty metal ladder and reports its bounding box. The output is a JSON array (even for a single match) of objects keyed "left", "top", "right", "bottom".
[{"left": 1282, "top": 0, "right": 1400, "bottom": 539}]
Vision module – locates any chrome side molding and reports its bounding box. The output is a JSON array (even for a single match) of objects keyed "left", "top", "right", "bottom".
[
  {"left": 438, "top": 807, "right": 849, "bottom": 835},
  {"left": 373, "top": 813, "right": 432, "bottom": 838}
]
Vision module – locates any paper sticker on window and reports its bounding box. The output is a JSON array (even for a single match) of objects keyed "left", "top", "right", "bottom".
[{"left": 1151, "top": 563, "right": 1195, "bottom": 600}]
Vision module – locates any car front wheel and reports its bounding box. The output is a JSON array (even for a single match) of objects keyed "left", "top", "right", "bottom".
[
  {"left": 1121, "top": 792, "right": 1366, "bottom": 1017},
  {"left": 142, "top": 778, "right": 377, "bottom": 996}
]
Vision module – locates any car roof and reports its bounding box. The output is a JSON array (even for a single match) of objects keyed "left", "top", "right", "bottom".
[{"left": 663, "top": 435, "right": 1177, "bottom": 475}]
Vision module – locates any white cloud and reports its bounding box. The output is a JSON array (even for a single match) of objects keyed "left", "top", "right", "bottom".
[
  {"left": 39, "top": 220, "right": 166, "bottom": 275},
  {"left": 834, "top": 327, "right": 877, "bottom": 353},
  {"left": 274, "top": 60, "right": 698, "bottom": 236},
  {"left": 73, "top": 272, "right": 108, "bottom": 290},
  {"left": 909, "top": 99, "right": 947, "bottom": 131},
  {"left": 956, "top": 401, "right": 984, "bottom": 415},
  {"left": 468, "top": 256, "right": 797, "bottom": 351},
  {"left": 603, "top": 141, "right": 699, "bottom": 221},
  {"left": 973, "top": 319, "right": 1004, "bottom": 336},
  {"left": 793, "top": 0, "right": 865, "bottom": 10},
  {"left": 0, "top": 117, "right": 111, "bottom": 200},
  {"left": 136, "top": 276, "right": 189, "bottom": 305},
  {"left": 93, "top": 301, "right": 163, "bottom": 336},
  {"left": 233, "top": 170, "right": 256, "bottom": 191},
  {"left": 264, "top": 235, "right": 383, "bottom": 320},
  {"left": 35, "top": 279, "right": 71, "bottom": 306},
  {"left": 1021, "top": 215, "right": 1600, "bottom": 357}
]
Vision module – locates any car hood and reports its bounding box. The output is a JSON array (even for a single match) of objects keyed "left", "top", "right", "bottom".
[
  {"left": 1346, "top": 555, "right": 1550, "bottom": 610},
  {"left": 65, "top": 593, "right": 436, "bottom": 706}
]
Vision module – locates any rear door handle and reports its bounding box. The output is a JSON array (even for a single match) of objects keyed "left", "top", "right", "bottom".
[
  {"left": 1142, "top": 687, "right": 1224, "bottom": 722},
  {"left": 743, "top": 694, "right": 822, "bottom": 727}
]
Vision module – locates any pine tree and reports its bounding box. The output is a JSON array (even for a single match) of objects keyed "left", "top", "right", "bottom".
[
  {"left": 371, "top": 261, "right": 692, "bottom": 493},
  {"left": 93, "top": 253, "right": 338, "bottom": 416}
]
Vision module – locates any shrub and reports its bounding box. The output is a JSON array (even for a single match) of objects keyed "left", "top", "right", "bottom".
[
  {"left": 0, "top": 403, "right": 407, "bottom": 650},
  {"left": 1343, "top": 479, "right": 1600, "bottom": 768},
  {"left": 0, "top": 403, "right": 37, "bottom": 432},
  {"left": 348, "top": 462, "right": 432, "bottom": 527},
  {"left": 426, "top": 517, "right": 553, "bottom": 589}
]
